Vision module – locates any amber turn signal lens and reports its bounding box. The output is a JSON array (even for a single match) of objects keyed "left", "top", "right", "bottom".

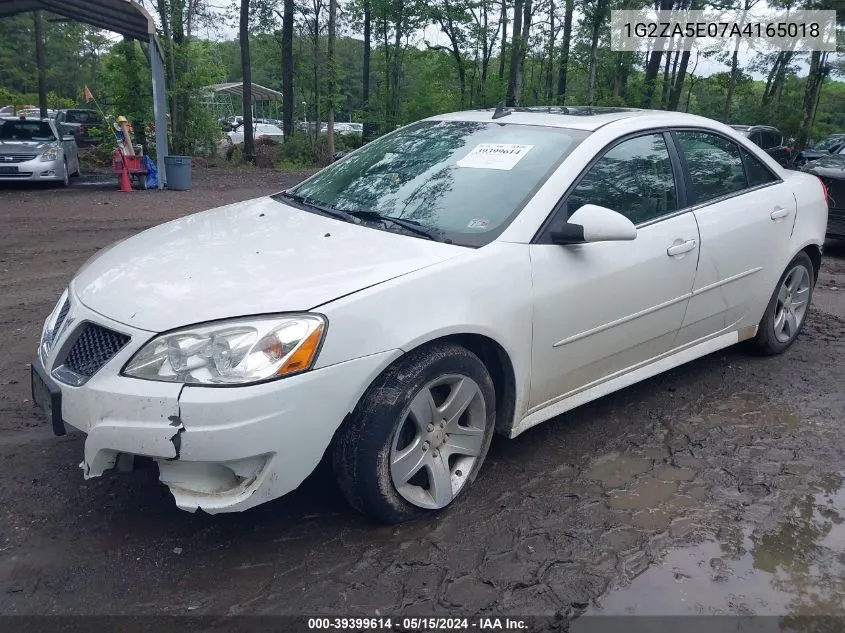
[{"left": 277, "top": 323, "right": 324, "bottom": 376}]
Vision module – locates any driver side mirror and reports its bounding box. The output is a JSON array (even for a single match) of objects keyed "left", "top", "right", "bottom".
[{"left": 550, "top": 204, "right": 638, "bottom": 245}]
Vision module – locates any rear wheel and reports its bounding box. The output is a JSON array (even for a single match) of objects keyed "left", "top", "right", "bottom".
[
  {"left": 751, "top": 252, "right": 814, "bottom": 355},
  {"left": 333, "top": 343, "right": 496, "bottom": 524}
]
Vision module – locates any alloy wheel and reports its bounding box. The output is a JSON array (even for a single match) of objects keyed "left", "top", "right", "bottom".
[
  {"left": 773, "top": 264, "right": 811, "bottom": 343},
  {"left": 389, "top": 374, "right": 488, "bottom": 509}
]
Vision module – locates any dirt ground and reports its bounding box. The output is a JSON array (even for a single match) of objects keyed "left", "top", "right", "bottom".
[{"left": 1, "top": 168, "right": 844, "bottom": 629}]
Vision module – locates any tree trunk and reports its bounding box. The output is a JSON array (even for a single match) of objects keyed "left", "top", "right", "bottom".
[
  {"left": 362, "top": 0, "right": 371, "bottom": 131},
  {"left": 668, "top": 50, "right": 690, "bottom": 111},
  {"left": 155, "top": 0, "right": 180, "bottom": 147},
  {"left": 586, "top": 0, "right": 606, "bottom": 106},
  {"left": 556, "top": 0, "right": 573, "bottom": 104},
  {"left": 383, "top": 16, "right": 390, "bottom": 123},
  {"left": 660, "top": 51, "right": 673, "bottom": 107},
  {"left": 171, "top": 0, "right": 189, "bottom": 152},
  {"left": 479, "top": 1, "right": 495, "bottom": 105},
  {"left": 722, "top": 48, "right": 739, "bottom": 123},
  {"left": 612, "top": 52, "right": 630, "bottom": 99},
  {"left": 684, "top": 51, "right": 700, "bottom": 112},
  {"left": 795, "top": 51, "right": 826, "bottom": 153},
  {"left": 545, "top": 0, "right": 555, "bottom": 102},
  {"left": 516, "top": 0, "right": 532, "bottom": 103},
  {"left": 505, "top": 0, "right": 523, "bottom": 106},
  {"left": 240, "top": 0, "right": 254, "bottom": 162},
  {"left": 498, "top": 0, "right": 508, "bottom": 83},
  {"left": 391, "top": 15, "right": 402, "bottom": 125},
  {"left": 312, "top": 3, "right": 322, "bottom": 141},
  {"left": 642, "top": 0, "right": 672, "bottom": 107},
  {"left": 327, "top": 0, "right": 336, "bottom": 157},
  {"left": 761, "top": 53, "right": 782, "bottom": 107},
  {"left": 765, "top": 51, "right": 793, "bottom": 107},
  {"left": 33, "top": 11, "right": 47, "bottom": 118},
  {"left": 282, "top": 0, "right": 294, "bottom": 138}
]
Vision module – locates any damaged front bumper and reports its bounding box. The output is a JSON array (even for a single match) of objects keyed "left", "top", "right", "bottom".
[{"left": 34, "top": 298, "right": 401, "bottom": 513}]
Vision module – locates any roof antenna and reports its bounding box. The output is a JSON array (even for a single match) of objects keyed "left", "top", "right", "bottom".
[{"left": 492, "top": 101, "right": 511, "bottom": 120}]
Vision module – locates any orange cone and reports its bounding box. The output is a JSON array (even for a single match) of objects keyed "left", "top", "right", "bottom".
[{"left": 118, "top": 165, "right": 133, "bottom": 192}]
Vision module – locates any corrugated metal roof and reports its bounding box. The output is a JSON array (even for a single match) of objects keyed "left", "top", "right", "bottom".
[
  {"left": 0, "top": 0, "right": 154, "bottom": 41},
  {"left": 207, "top": 82, "right": 284, "bottom": 102}
]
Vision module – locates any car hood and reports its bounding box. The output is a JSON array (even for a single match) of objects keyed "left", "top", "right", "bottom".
[
  {"left": 72, "top": 196, "right": 468, "bottom": 332},
  {"left": 0, "top": 140, "right": 54, "bottom": 153}
]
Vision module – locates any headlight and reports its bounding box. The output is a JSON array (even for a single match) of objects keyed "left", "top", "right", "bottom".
[
  {"left": 123, "top": 314, "right": 326, "bottom": 385},
  {"left": 40, "top": 145, "right": 60, "bottom": 161}
]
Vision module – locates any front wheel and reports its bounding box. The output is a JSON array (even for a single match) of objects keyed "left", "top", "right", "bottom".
[
  {"left": 333, "top": 343, "right": 496, "bottom": 524},
  {"left": 751, "top": 252, "right": 814, "bottom": 355}
]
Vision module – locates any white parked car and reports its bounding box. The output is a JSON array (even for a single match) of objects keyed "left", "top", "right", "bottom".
[
  {"left": 33, "top": 107, "right": 827, "bottom": 523},
  {"left": 322, "top": 122, "right": 363, "bottom": 136},
  {"left": 225, "top": 121, "right": 284, "bottom": 147}
]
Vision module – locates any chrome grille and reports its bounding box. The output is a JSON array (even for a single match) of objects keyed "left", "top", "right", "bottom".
[
  {"left": 53, "top": 300, "right": 70, "bottom": 337},
  {"left": 0, "top": 154, "right": 37, "bottom": 163},
  {"left": 63, "top": 323, "right": 130, "bottom": 378}
]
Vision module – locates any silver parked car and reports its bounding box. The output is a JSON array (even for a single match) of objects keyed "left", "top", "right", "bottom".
[{"left": 0, "top": 117, "right": 80, "bottom": 187}]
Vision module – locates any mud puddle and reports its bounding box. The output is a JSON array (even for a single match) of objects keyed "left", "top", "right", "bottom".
[{"left": 576, "top": 472, "right": 845, "bottom": 622}]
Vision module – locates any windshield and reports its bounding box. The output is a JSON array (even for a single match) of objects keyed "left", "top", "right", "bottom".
[
  {"left": 279, "top": 120, "right": 587, "bottom": 246},
  {"left": 66, "top": 110, "right": 100, "bottom": 124},
  {"left": 0, "top": 120, "right": 55, "bottom": 141},
  {"left": 813, "top": 135, "right": 845, "bottom": 151}
]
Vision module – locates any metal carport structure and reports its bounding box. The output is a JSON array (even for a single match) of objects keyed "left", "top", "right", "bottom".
[
  {"left": 0, "top": 0, "right": 169, "bottom": 189},
  {"left": 203, "top": 82, "right": 284, "bottom": 122}
]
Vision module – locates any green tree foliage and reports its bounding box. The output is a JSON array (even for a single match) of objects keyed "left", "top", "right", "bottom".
[{"left": 2, "top": 0, "right": 844, "bottom": 164}]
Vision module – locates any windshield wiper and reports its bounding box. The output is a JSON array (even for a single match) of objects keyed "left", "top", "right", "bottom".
[
  {"left": 278, "top": 192, "right": 447, "bottom": 242},
  {"left": 342, "top": 210, "right": 447, "bottom": 242},
  {"left": 277, "top": 191, "right": 358, "bottom": 224}
]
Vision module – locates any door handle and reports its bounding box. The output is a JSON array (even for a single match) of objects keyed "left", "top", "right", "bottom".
[
  {"left": 770, "top": 207, "right": 791, "bottom": 220},
  {"left": 667, "top": 239, "right": 697, "bottom": 257}
]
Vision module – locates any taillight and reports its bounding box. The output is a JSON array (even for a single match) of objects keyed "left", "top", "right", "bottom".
[
  {"left": 818, "top": 177, "right": 830, "bottom": 206},
  {"left": 79, "top": 125, "right": 87, "bottom": 135},
  {"left": 784, "top": 146, "right": 792, "bottom": 153}
]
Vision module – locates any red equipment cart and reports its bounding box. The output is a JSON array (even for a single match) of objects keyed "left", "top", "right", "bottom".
[{"left": 112, "top": 150, "right": 148, "bottom": 190}]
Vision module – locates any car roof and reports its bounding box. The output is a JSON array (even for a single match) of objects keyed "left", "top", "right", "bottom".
[
  {"left": 2, "top": 116, "right": 52, "bottom": 122},
  {"left": 731, "top": 124, "right": 780, "bottom": 132},
  {"left": 428, "top": 106, "right": 726, "bottom": 132}
]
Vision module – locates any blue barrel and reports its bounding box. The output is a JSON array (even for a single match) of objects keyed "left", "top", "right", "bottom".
[{"left": 164, "top": 155, "right": 192, "bottom": 191}]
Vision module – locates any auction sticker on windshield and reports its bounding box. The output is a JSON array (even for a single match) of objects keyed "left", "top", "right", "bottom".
[{"left": 456, "top": 143, "right": 534, "bottom": 170}]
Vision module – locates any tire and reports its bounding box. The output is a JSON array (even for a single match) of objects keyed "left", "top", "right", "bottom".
[
  {"left": 333, "top": 342, "right": 496, "bottom": 524},
  {"left": 750, "top": 252, "right": 814, "bottom": 355}
]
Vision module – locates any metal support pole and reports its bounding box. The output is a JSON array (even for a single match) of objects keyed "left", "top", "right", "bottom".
[{"left": 150, "top": 35, "right": 169, "bottom": 190}]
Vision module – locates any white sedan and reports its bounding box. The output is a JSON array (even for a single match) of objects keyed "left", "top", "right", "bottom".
[
  {"left": 32, "top": 107, "right": 827, "bottom": 523},
  {"left": 226, "top": 121, "right": 284, "bottom": 146}
]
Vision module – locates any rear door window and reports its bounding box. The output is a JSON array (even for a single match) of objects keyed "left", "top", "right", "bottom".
[
  {"left": 676, "top": 131, "right": 747, "bottom": 204},
  {"left": 741, "top": 148, "right": 778, "bottom": 187}
]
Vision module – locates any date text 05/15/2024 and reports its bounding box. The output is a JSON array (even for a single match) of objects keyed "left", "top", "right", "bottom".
[{"left": 307, "top": 617, "right": 528, "bottom": 630}]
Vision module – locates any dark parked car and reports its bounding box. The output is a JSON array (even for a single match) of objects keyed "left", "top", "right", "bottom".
[
  {"left": 801, "top": 152, "right": 845, "bottom": 238},
  {"left": 793, "top": 133, "right": 845, "bottom": 168},
  {"left": 54, "top": 109, "right": 103, "bottom": 147},
  {"left": 730, "top": 125, "right": 793, "bottom": 167}
]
